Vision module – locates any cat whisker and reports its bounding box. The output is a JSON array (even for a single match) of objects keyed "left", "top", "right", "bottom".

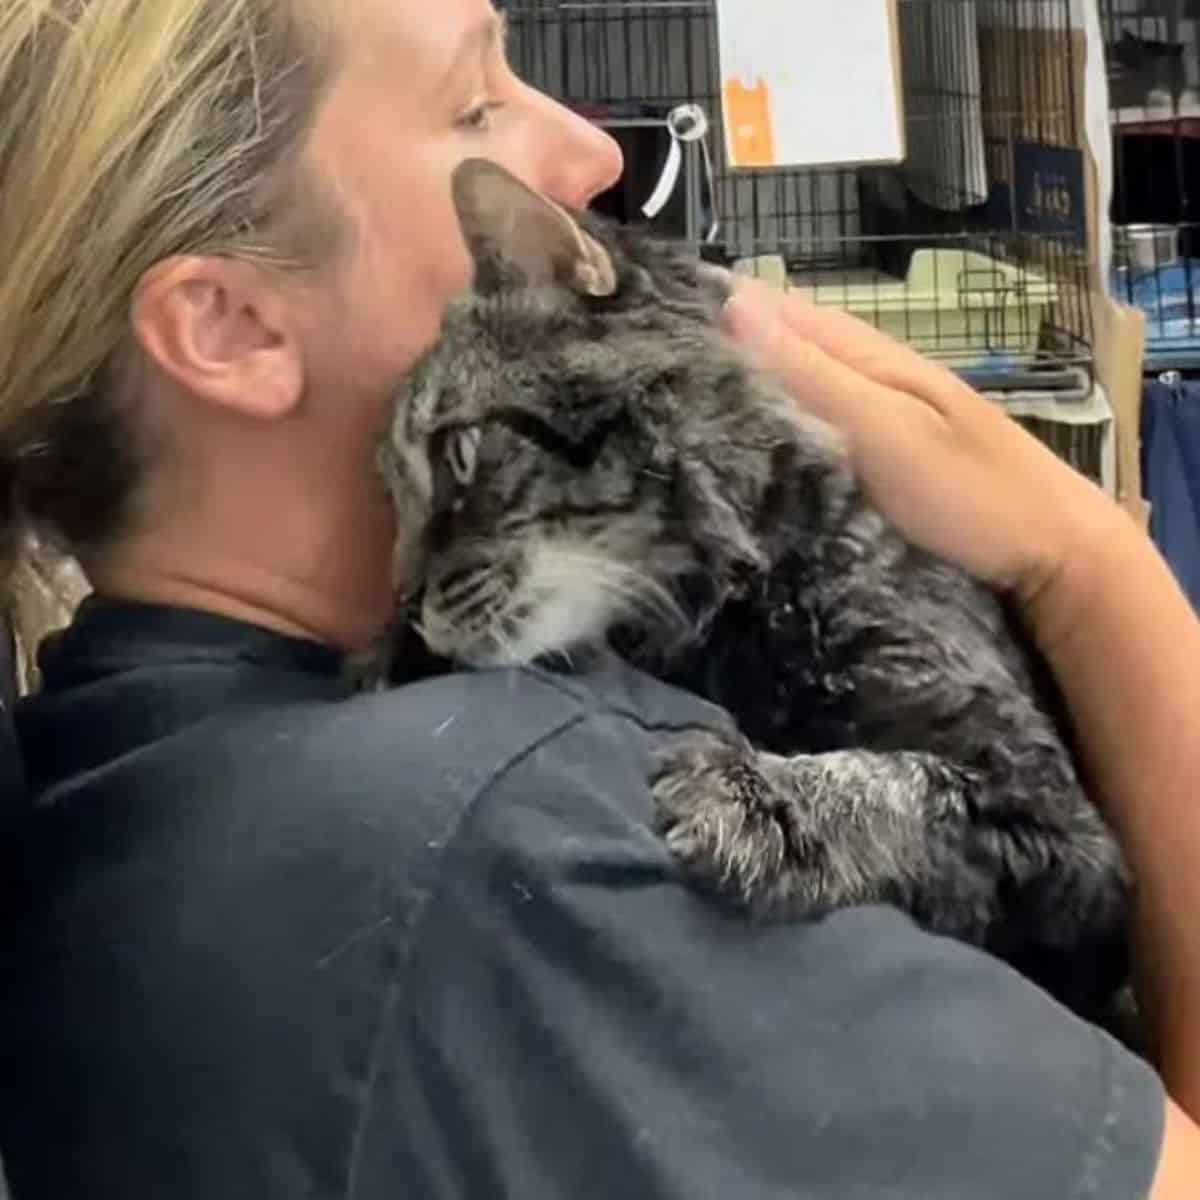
[
  {"left": 451, "top": 586, "right": 508, "bottom": 630},
  {"left": 438, "top": 571, "right": 494, "bottom": 608},
  {"left": 549, "top": 552, "right": 686, "bottom": 636},
  {"left": 489, "top": 622, "right": 523, "bottom": 667}
]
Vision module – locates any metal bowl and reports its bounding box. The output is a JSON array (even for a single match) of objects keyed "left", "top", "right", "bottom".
[{"left": 1113, "top": 223, "right": 1180, "bottom": 274}]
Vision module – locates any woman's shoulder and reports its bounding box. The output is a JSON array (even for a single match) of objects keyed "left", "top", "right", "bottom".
[
  {"left": 0, "top": 640, "right": 1166, "bottom": 1200},
  {"left": 16, "top": 644, "right": 731, "bottom": 891},
  {"left": 204, "top": 656, "right": 731, "bottom": 852},
  {"left": 198, "top": 653, "right": 730, "bottom": 826}
]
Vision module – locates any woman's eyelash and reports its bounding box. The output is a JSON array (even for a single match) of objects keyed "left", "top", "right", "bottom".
[{"left": 456, "top": 101, "right": 504, "bottom": 132}]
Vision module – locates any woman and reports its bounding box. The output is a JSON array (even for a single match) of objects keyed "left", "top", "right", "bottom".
[{"left": 0, "top": 0, "right": 1192, "bottom": 1196}]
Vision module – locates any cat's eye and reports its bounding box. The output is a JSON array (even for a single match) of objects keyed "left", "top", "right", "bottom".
[{"left": 445, "top": 426, "right": 482, "bottom": 487}]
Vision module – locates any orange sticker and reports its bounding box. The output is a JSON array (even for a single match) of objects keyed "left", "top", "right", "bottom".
[{"left": 724, "top": 78, "right": 776, "bottom": 167}]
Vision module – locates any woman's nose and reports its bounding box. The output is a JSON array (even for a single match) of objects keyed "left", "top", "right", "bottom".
[{"left": 519, "top": 83, "right": 624, "bottom": 210}]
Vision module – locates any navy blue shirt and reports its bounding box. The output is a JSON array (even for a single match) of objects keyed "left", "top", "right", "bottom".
[{"left": 0, "top": 599, "right": 1164, "bottom": 1198}]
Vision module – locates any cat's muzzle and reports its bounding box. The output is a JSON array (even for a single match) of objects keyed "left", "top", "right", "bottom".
[{"left": 420, "top": 551, "right": 523, "bottom": 664}]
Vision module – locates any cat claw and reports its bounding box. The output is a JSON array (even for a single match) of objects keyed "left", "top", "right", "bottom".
[{"left": 651, "top": 729, "right": 810, "bottom": 916}]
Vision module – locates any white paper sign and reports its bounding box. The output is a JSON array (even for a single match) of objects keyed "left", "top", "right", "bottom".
[{"left": 715, "top": 0, "right": 906, "bottom": 169}]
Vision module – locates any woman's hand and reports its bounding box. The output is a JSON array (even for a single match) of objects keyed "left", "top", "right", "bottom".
[
  {"left": 720, "top": 277, "right": 1135, "bottom": 620},
  {"left": 722, "top": 279, "right": 1200, "bottom": 1152}
]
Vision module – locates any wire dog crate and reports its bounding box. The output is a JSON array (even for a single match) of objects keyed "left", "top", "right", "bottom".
[
  {"left": 1103, "top": 0, "right": 1200, "bottom": 370},
  {"left": 504, "top": 0, "right": 1095, "bottom": 398}
]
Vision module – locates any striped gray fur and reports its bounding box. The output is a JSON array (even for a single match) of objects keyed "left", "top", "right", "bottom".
[{"left": 377, "top": 160, "right": 1129, "bottom": 1023}]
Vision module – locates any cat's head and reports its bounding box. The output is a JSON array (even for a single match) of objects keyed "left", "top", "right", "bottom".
[{"left": 382, "top": 158, "right": 801, "bottom": 667}]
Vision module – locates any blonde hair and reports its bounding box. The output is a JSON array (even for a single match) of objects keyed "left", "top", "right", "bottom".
[{"left": 0, "top": 0, "right": 339, "bottom": 687}]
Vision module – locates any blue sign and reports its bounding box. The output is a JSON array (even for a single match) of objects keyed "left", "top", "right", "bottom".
[{"left": 1012, "top": 142, "right": 1087, "bottom": 245}]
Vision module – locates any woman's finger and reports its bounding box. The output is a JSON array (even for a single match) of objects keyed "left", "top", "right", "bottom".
[
  {"left": 723, "top": 277, "right": 971, "bottom": 418},
  {"left": 716, "top": 274, "right": 1085, "bottom": 588},
  {"left": 720, "top": 281, "right": 935, "bottom": 438}
]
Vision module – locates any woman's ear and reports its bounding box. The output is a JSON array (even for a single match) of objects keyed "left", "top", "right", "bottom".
[{"left": 131, "top": 255, "right": 305, "bottom": 420}]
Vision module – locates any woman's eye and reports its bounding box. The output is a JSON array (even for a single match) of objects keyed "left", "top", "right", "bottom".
[
  {"left": 456, "top": 101, "right": 503, "bottom": 133},
  {"left": 445, "top": 427, "right": 482, "bottom": 486}
]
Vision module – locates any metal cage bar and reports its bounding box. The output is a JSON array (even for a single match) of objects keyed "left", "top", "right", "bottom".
[
  {"left": 503, "top": 0, "right": 1094, "bottom": 390},
  {"left": 1103, "top": 0, "right": 1200, "bottom": 369}
]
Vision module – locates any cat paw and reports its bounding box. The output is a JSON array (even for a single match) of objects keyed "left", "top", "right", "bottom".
[{"left": 651, "top": 729, "right": 813, "bottom": 917}]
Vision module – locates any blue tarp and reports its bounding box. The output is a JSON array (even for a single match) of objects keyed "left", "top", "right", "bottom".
[{"left": 1142, "top": 378, "right": 1200, "bottom": 611}]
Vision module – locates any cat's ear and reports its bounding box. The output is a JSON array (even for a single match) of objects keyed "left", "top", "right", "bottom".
[{"left": 451, "top": 158, "right": 617, "bottom": 298}]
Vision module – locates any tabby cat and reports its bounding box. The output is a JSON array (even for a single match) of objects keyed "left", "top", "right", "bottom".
[{"left": 378, "top": 157, "right": 1128, "bottom": 1019}]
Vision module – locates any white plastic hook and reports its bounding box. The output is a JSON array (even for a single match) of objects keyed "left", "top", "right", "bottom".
[{"left": 641, "top": 103, "right": 720, "bottom": 243}]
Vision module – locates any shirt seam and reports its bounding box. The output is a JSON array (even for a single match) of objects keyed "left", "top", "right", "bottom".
[
  {"left": 1068, "top": 1028, "right": 1138, "bottom": 1200},
  {"left": 522, "top": 661, "right": 733, "bottom": 732}
]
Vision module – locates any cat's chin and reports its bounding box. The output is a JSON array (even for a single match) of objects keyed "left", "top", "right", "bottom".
[
  {"left": 451, "top": 638, "right": 597, "bottom": 673},
  {"left": 423, "top": 539, "right": 665, "bottom": 669},
  {"left": 421, "top": 589, "right": 612, "bottom": 670}
]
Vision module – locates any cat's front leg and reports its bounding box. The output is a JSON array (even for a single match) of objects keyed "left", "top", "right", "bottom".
[{"left": 652, "top": 729, "right": 972, "bottom": 923}]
